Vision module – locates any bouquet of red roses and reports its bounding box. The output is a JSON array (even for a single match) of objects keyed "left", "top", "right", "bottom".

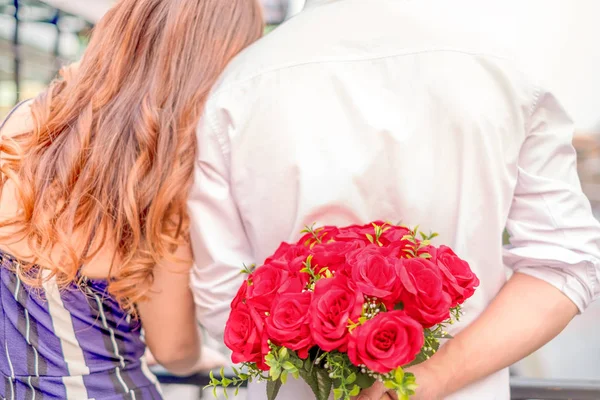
[{"left": 207, "top": 222, "right": 479, "bottom": 400}]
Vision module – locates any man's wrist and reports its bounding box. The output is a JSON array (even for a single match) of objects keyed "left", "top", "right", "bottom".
[{"left": 407, "top": 357, "right": 451, "bottom": 399}]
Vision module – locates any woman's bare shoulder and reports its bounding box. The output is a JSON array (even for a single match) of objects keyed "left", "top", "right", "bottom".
[{"left": 0, "top": 100, "right": 35, "bottom": 140}]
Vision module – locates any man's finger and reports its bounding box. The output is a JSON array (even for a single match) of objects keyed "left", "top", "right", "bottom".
[
  {"left": 384, "top": 391, "right": 398, "bottom": 400},
  {"left": 350, "top": 381, "right": 388, "bottom": 400}
]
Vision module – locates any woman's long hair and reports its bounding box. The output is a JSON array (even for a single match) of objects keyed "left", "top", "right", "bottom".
[{"left": 0, "top": 0, "right": 263, "bottom": 313}]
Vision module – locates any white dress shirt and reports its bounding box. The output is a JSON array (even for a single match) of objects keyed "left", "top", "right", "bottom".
[{"left": 189, "top": 1, "right": 600, "bottom": 399}]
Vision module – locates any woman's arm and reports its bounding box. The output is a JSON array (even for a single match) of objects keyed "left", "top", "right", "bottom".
[
  {"left": 137, "top": 243, "right": 202, "bottom": 376},
  {"left": 2, "top": 102, "right": 205, "bottom": 376}
]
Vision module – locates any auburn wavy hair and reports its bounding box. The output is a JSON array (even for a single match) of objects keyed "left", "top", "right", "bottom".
[{"left": 0, "top": 0, "right": 263, "bottom": 313}]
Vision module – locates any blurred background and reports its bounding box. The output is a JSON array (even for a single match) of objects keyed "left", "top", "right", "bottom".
[{"left": 1, "top": 0, "right": 599, "bottom": 399}]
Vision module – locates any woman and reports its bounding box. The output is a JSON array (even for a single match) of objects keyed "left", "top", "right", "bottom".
[{"left": 0, "top": 0, "right": 263, "bottom": 399}]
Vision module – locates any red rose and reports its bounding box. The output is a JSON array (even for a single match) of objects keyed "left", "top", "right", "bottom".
[
  {"left": 417, "top": 245, "right": 436, "bottom": 258},
  {"left": 298, "top": 226, "right": 341, "bottom": 247},
  {"left": 310, "top": 277, "right": 364, "bottom": 352},
  {"left": 434, "top": 246, "right": 479, "bottom": 306},
  {"left": 231, "top": 280, "right": 248, "bottom": 309},
  {"left": 266, "top": 292, "right": 314, "bottom": 359},
  {"left": 225, "top": 302, "right": 269, "bottom": 370},
  {"left": 310, "top": 240, "right": 364, "bottom": 274},
  {"left": 246, "top": 262, "right": 304, "bottom": 314},
  {"left": 335, "top": 223, "right": 377, "bottom": 244},
  {"left": 348, "top": 310, "right": 424, "bottom": 374},
  {"left": 266, "top": 242, "right": 309, "bottom": 265},
  {"left": 264, "top": 243, "right": 311, "bottom": 286},
  {"left": 385, "top": 239, "right": 419, "bottom": 260},
  {"left": 378, "top": 225, "right": 412, "bottom": 245},
  {"left": 346, "top": 245, "right": 403, "bottom": 308},
  {"left": 397, "top": 258, "right": 452, "bottom": 327}
]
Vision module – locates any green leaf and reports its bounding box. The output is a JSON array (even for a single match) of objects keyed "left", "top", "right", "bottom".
[
  {"left": 266, "top": 379, "right": 283, "bottom": 400},
  {"left": 406, "top": 352, "right": 427, "bottom": 367},
  {"left": 209, "top": 370, "right": 215, "bottom": 380},
  {"left": 406, "top": 383, "right": 419, "bottom": 392},
  {"left": 384, "top": 380, "right": 397, "bottom": 390},
  {"left": 279, "top": 347, "right": 289, "bottom": 360},
  {"left": 355, "top": 372, "right": 376, "bottom": 389},
  {"left": 349, "top": 385, "right": 361, "bottom": 396},
  {"left": 315, "top": 368, "right": 333, "bottom": 400},
  {"left": 232, "top": 366, "right": 239, "bottom": 376},
  {"left": 223, "top": 387, "right": 229, "bottom": 399},
  {"left": 432, "top": 332, "right": 453, "bottom": 339},
  {"left": 272, "top": 367, "right": 282, "bottom": 381},
  {"left": 299, "top": 366, "right": 333, "bottom": 400},
  {"left": 299, "top": 369, "right": 319, "bottom": 398},
  {"left": 398, "top": 392, "right": 410, "bottom": 400},
  {"left": 419, "top": 232, "right": 428, "bottom": 240},
  {"left": 333, "top": 388, "right": 343, "bottom": 400},
  {"left": 220, "top": 367, "right": 225, "bottom": 378},
  {"left": 283, "top": 361, "right": 296, "bottom": 372},
  {"left": 303, "top": 358, "right": 313, "bottom": 372},
  {"left": 212, "top": 387, "right": 217, "bottom": 398},
  {"left": 347, "top": 373, "right": 356, "bottom": 384},
  {"left": 281, "top": 371, "right": 288, "bottom": 385},
  {"left": 265, "top": 353, "right": 276, "bottom": 365},
  {"left": 241, "top": 263, "right": 257, "bottom": 275},
  {"left": 222, "top": 378, "right": 232, "bottom": 387},
  {"left": 394, "top": 368, "right": 405, "bottom": 383}
]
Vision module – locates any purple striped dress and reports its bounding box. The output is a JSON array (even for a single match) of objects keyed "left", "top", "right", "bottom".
[{"left": 0, "top": 250, "right": 163, "bottom": 400}]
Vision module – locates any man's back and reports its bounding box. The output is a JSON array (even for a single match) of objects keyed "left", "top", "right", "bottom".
[{"left": 190, "top": 1, "right": 600, "bottom": 399}]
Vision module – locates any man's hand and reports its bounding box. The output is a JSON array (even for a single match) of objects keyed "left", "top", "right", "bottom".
[
  {"left": 350, "top": 382, "right": 394, "bottom": 400},
  {"left": 353, "top": 273, "right": 579, "bottom": 399},
  {"left": 349, "top": 381, "right": 390, "bottom": 400},
  {"left": 351, "top": 364, "right": 443, "bottom": 400}
]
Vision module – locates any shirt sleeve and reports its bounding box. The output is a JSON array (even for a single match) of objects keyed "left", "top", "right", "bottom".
[
  {"left": 503, "top": 89, "right": 600, "bottom": 312},
  {"left": 188, "top": 104, "right": 253, "bottom": 340}
]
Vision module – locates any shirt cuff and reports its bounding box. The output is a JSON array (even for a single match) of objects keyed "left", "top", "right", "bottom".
[
  {"left": 514, "top": 266, "right": 591, "bottom": 313},
  {"left": 504, "top": 246, "right": 599, "bottom": 313}
]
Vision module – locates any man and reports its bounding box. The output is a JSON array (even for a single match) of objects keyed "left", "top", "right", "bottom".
[{"left": 188, "top": 1, "right": 600, "bottom": 399}]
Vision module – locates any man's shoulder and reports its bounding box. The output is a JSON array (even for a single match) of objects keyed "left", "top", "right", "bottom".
[
  {"left": 211, "top": 0, "right": 524, "bottom": 97},
  {"left": 210, "top": 17, "right": 321, "bottom": 95}
]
